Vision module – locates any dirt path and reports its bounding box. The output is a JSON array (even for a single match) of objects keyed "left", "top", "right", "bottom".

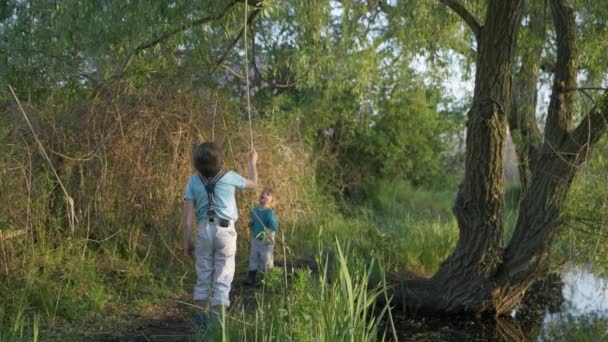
[
  {"left": 82, "top": 258, "right": 319, "bottom": 341},
  {"left": 84, "top": 285, "right": 257, "bottom": 341}
]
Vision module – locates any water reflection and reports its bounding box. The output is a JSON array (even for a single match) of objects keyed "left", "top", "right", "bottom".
[
  {"left": 394, "top": 265, "right": 608, "bottom": 341},
  {"left": 554, "top": 265, "right": 608, "bottom": 316},
  {"left": 537, "top": 265, "right": 608, "bottom": 341}
]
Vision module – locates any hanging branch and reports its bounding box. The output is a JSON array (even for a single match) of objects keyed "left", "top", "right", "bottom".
[{"left": 439, "top": 0, "right": 482, "bottom": 39}]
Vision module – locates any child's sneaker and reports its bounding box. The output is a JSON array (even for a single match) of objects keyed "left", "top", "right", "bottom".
[
  {"left": 200, "top": 311, "right": 223, "bottom": 338},
  {"left": 244, "top": 270, "right": 257, "bottom": 286},
  {"left": 192, "top": 311, "right": 208, "bottom": 329},
  {"left": 208, "top": 311, "right": 222, "bottom": 326}
]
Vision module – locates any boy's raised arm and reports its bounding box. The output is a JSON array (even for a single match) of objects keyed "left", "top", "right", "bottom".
[{"left": 244, "top": 150, "right": 258, "bottom": 189}]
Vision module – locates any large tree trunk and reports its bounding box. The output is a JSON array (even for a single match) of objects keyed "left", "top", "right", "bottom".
[
  {"left": 402, "top": 0, "right": 524, "bottom": 314},
  {"left": 400, "top": 0, "right": 608, "bottom": 316}
]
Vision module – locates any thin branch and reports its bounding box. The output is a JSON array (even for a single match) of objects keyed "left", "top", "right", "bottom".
[
  {"left": 562, "top": 87, "right": 608, "bottom": 106},
  {"left": 571, "top": 215, "right": 605, "bottom": 224},
  {"left": 213, "top": 9, "right": 259, "bottom": 72},
  {"left": 119, "top": 0, "right": 241, "bottom": 74},
  {"left": 211, "top": 9, "right": 260, "bottom": 76},
  {"left": 250, "top": 24, "right": 297, "bottom": 89},
  {"left": 215, "top": 27, "right": 246, "bottom": 69},
  {"left": 49, "top": 148, "right": 95, "bottom": 161},
  {"left": 540, "top": 58, "right": 555, "bottom": 72},
  {"left": 564, "top": 87, "right": 608, "bottom": 92},
  {"left": 564, "top": 223, "right": 608, "bottom": 239},
  {"left": 566, "top": 92, "right": 608, "bottom": 154},
  {"left": 545, "top": 0, "right": 578, "bottom": 145},
  {"left": 220, "top": 64, "right": 246, "bottom": 80},
  {"left": 576, "top": 88, "right": 595, "bottom": 105},
  {"left": 439, "top": 0, "right": 482, "bottom": 38}
]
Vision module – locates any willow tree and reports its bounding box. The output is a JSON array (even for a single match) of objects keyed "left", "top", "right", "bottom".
[{"left": 402, "top": 0, "right": 608, "bottom": 315}]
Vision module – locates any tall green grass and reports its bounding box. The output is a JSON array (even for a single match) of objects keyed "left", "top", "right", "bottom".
[
  {"left": 331, "top": 179, "right": 460, "bottom": 275},
  {"left": 204, "top": 241, "right": 393, "bottom": 342},
  {"left": 0, "top": 235, "right": 188, "bottom": 340}
]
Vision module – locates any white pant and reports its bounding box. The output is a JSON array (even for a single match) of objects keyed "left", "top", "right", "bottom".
[
  {"left": 194, "top": 220, "right": 237, "bottom": 307},
  {"left": 248, "top": 238, "right": 274, "bottom": 271}
]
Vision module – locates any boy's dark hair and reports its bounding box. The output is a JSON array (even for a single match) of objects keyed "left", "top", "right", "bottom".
[
  {"left": 262, "top": 187, "right": 273, "bottom": 195},
  {"left": 193, "top": 142, "right": 224, "bottom": 177}
]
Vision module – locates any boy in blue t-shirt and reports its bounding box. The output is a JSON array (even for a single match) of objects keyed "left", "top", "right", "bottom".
[
  {"left": 244, "top": 188, "right": 278, "bottom": 286},
  {"left": 182, "top": 142, "right": 258, "bottom": 324}
]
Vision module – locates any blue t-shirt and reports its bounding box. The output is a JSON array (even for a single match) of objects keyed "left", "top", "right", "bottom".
[
  {"left": 250, "top": 207, "right": 278, "bottom": 239},
  {"left": 183, "top": 171, "right": 246, "bottom": 222}
]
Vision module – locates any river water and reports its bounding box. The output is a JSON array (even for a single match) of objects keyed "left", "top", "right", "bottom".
[{"left": 394, "top": 264, "right": 608, "bottom": 341}]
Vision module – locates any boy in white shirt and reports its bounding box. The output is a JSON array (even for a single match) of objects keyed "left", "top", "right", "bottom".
[{"left": 182, "top": 142, "right": 258, "bottom": 327}]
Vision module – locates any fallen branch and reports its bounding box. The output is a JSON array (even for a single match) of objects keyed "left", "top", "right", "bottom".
[{"left": 0, "top": 229, "right": 26, "bottom": 241}]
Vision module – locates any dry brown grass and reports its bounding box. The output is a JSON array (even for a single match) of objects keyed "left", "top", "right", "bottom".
[{"left": 0, "top": 88, "right": 316, "bottom": 272}]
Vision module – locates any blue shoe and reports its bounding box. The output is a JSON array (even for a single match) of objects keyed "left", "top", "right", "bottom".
[
  {"left": 208, "top": 311, "right": 222, "bottom": 326},
  {"left": 192, "top": 311, "right": 209, "bottom": 329}
]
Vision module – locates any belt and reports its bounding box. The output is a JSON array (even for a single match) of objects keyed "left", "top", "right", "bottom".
[{"left": 209, "top": 217, "right": 231, "bottom": 227}]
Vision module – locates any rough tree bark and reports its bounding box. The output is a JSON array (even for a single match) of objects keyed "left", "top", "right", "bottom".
[{"left": 399, "top": 0, "right": 608, "bottom": 316}]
